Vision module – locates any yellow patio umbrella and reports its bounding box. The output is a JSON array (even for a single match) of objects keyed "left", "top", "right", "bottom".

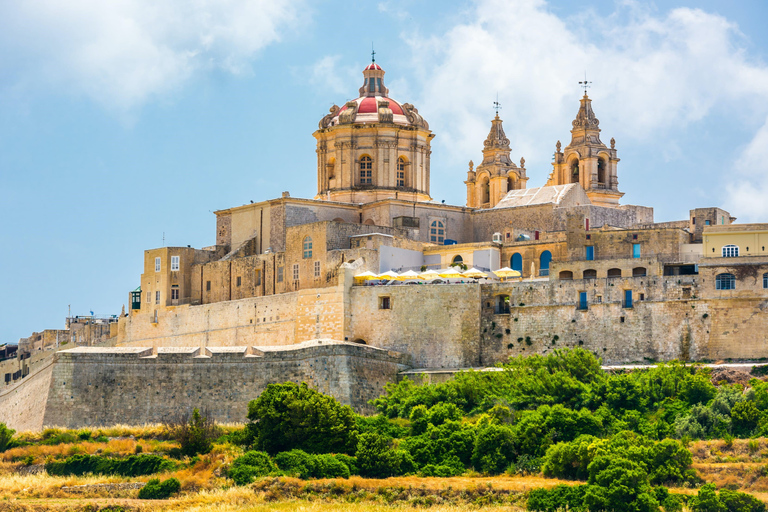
[
  {"left": 395, "top": 270, "right": 421, "bottom": 281},
  {"left": 354, "top": 271, "right": 379, "bottom": 280},
  {"left": 418, "top": 269, "right": 439, "bottom": 279},
  {"left": 438, "top": 267, "right": 462, "bottom": 278},
  {"left": 493, "top": 267, "right": 522, "bottom": 279},
  {"left": 462, "top": 267, "right": 488, "bottom": 278},
  {"left": 378, "top": 271, "right": 400, "bottom": 280}
]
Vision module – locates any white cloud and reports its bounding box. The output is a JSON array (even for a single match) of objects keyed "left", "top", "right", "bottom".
[
  {"left": 724, "top": 117, "right": 768, "bottom": 220},
  {"left": 0, "top": 0, "right": 306, "bottom": 110},
  {"left": 405, "top": 0, "right": 768, "bottom": 218}
]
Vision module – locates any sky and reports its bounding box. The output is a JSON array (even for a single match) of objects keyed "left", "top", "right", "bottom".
[{"left": 2, "top": 0, "right": 768, "bottom": 344}]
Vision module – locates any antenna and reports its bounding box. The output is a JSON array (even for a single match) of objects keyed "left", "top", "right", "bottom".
[
  {"left": 493, "top": 93, "right": 502, "bottom": 115},
  {"left": 578, "top": 71, "right": 591, "bottom": 96},
  {"left": 162, "top": 232, "right": 165, "bottom": 247},
  {"left": 371, "top": 42, "right": 376, "bottom": 63}
]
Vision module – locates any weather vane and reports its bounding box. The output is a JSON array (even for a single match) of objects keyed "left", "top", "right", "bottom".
[
  {"left": 579, "top": 71, "right": 591, "bottom": 95},
  {"left": 371, "top": 42, "right": 376, "bottom": 63},
  {"left": 493, "top": 93, "right": 501, "bottom": 115}
]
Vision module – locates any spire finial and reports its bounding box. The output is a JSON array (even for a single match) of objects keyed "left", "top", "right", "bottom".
[
  {"left": 493, "top": 93, "right": 501, "bottom": 116},
  {"left": 371, "top": 42, "right": 376, "bottom": 63},
  {"left": 579, "top": 71, "right": 591, "bottom": 96}
]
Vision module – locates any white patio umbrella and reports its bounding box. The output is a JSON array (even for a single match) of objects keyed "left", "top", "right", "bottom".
[
  {"left": 378, "top": 271, "right": 400, "bottom": 280},
  {"left": 396, "top": 270, "right": 421, "bottom": 281},
  {"left": 462, "top": 268, "right": 488, "bottom": 278},
  {"left": 438, "top": 267, "right": 462, "bottom": 278},
  {"left": 418, "top": 269, "right": 440, "bottom": 280}
]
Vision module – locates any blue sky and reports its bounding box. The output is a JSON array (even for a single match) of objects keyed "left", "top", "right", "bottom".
[{"left": 2, "top": 0, "right": 768, "bottom": 344}]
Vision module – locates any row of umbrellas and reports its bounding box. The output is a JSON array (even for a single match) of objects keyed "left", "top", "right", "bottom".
[{"left": 354, "top": 267, "right": 522, "bottom": 281}]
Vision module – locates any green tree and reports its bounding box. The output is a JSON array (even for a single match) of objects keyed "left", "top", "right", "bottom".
[
  {"left": 0, "top": 423, "right": 15, "bottom": 452},
  {"left": 166, "top": 408, "right": 219, "bottom": 457},
  {"left": 471, "top": 423, "right": 516, "bottom": 474},
  {"left": 690, "top": 483, "right": 726, "bottom": 512},
  {"left": 731, "top": 401, "right": 761, "bottom": 437},
  {"left": 246, "top": 382, "right": 358, "bottom": 454},
  {"left": 585, "top": 456, "right": 660, "bottom": 512},
  {"left": 355, "top": 432, "right": 414, "bottom": 477}
]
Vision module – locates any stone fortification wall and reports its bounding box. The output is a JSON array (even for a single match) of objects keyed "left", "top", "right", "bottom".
[
  {"left": 348, "top": 284, "right": 482, "bottom": 368},
  {"left": 0, "top": 360, "right": 53, "bottom": 432},
  {"left": 119, "top": 292, "right": 300, "bottom": 348},
  {"left": 43, "top": 341, "right": 411, "bottom": 428}
]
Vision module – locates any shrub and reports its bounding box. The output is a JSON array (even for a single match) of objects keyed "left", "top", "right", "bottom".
[
  {"left": 332, "top": 454, "right": 358, "bottom": 475},
  {"left": 138, "top": 477, "right": 181, "bottom": 500},
  {"left": 273, "top": 449, "right": 350, "bottom": 479},
  {"left": 246, "top": 382, "right": 358, "bottom": 455},
  {"left": 229, "top": 451, "right": 277, "bottom": 485},
  {"left": 165, "top": 408, "right": 219, "bottom": 457},
  {"left": 355, "top": 432, "right": 415, "bottom": 477},
  {"left": 719, "top": 489, "right": 766, "bottom": 512},
  {"left": 419, "top": 455, "right": 465, "bottom": 477},
  {"left": 731, "top": 401, "right": 761, "bottom": 437},
  {"left": 0, "top": 423, "right": 15, "bottom": 452},
  {"left": 528, "top": 484, "right": 588, "bottom": 512},
  {"left": 690, "top": 483, "right": 725, "bottom": 512},
  {"left": 45, "top": 454, "right": 172, "bottom": 477},
  {"left": 471, "top": 424, "right": 515, "bottom": 474}
]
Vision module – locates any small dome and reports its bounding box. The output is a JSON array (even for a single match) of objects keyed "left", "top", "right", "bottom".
[{"left": 365, "top": 62, "right": 383, "bottom": 71}]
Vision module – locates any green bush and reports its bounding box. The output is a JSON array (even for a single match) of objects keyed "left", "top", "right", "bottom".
[
  {"left": 165, "top": 408, "right": 219, "bottom": 457},
  {"left": 229, "top": 450, "right": 277, "bottom": 485},
  {"left": 719, "top": 489, "right": 766, "bottom": 512},
  {"left": 471, "top": 424, "right": 515, "bottom": 474},
  {"left": 246, "top": 382, "right": 358, "bottom": 455},
  {"left": 419, "top": 455, "right": 465, "bottom": 477},
  {"left": 731, "top": 401, "right": 761, "bottom": 437},
  {"left": 273, "top": 449, "right": 350, "bottom": 479},
  {"left": 331, "top": 454, "right": 358, "bottom": 475},
  {"left": 45, "top": 454, "right": 173, "bottom": 477},
  {"left": 528, "top": 484, "right": 588, "bottom": 512},
  {"left": 0, "top": 423, "right": 15, "bottom": 453},
  {"left": 355, "top": 432, "right": 415, "bottom": 477},
  {"left": 138, "top": 477, "right": 181, "bottom": 500}
]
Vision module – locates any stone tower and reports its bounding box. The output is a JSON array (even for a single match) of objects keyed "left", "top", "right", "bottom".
[
  {"left": 313, "top": 61, "right": 434, "bottom": 204},
  {"left": 547, "top": 94, "right": 623, "bottom": 207},
  {"left": 465, "top": 114, "right": 527, "bottom": 208}
]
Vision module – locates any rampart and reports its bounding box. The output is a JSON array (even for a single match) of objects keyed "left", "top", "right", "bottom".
[{"left": 42, "top": 341, "right": 411, "bottom": 428}]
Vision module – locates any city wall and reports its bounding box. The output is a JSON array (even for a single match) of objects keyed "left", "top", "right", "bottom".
[
  {"left": 43, "top": 341, "right": 411, "bottom": 428},
  {"left": 0, "top": 360, "right": 53, "bottom": 432}
]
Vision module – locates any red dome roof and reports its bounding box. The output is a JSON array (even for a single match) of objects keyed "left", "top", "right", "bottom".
[{"left": 365, "top": 63, "right": 383, "bottom": 71}]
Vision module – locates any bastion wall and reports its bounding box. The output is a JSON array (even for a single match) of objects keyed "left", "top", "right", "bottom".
[{"left": 42, "top": 341, "right": 411, "bottom": 428}]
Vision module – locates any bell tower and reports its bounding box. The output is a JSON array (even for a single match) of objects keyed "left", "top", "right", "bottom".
[
  {"left": 465, "top": 112, "right": 527, "bottom": 208},
  {"left": 547, "top": 93, "right": 623, "bottom": 207}
]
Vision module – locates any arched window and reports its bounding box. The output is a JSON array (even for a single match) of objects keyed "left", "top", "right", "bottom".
[
  {"left": 583, "top": 269, "right": 597, "bottom": 279},
  {"left": 396, "top": 157, "right": 406, "bottom": 187},
  {"left": 597, "top": 158, "right": 607, "bottom": 187},
  {"left": 507, "top": 175, "right": 515, "bottom": 192},
  {"left": 722, "top": 245, "right": 739, "bottom": 258},
  {"left": 302, "top": 236, "right": 312, "bottom": 259},
  {"left": 430, "top": 220, "right": 445, "bottom": 244},
  {"left": 452, "top": 255, "right": 463, "bottom": 264},
  {"left": 559, "top": 270, "right": 573, "bottom": 280},
  {"left": 511, "top": 253, "right": 523, "bottom": 272},
  {"left": 570, "top": 159, "right": 580, "bottom": 184},
  {"left": 539, "top": 250, "right": 552, "bottom": 276},
  {"left": 632, "top": 267, "right": 647, "bottom": 277},
  {"left": 607, "top": 268, "right": 622, "bottom": 278},
  {"left": 359, "top": 156, "right": 372, "bottom": 185},
  {"left": 480, "top": 177, "right": 490, "bottom": 204},
  {"left": 716, "top": 273, "right": 735, "bottom": 290}
]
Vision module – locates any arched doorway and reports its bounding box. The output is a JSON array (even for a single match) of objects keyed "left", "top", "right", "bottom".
[
  {"left": 539, "top": 250, "right": 552, "bottom": 277},
  {"left": 511, "top": 253, "right": 523, "bottom": 273},
  {"left": 570, "top": 159, "right": 580, "bottom": 184}
]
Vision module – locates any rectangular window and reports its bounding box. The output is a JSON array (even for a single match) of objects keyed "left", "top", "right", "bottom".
[
  {"left": 155, "top": 291, "right": 160, "bottom": 304},
  {"left": 171, "top": 286, "right": 179, "bottom": 300},
  {"left": 639, "top": 293, "right": 645, "bottom": 301},
  {"left": 633, "top": 243, "right": 641, "bottom": 258},
  {"left": 624, "top": 289, "right": 633, "bottom": 308},
  {"left": 314, "top": 261, "right": 321, "bottom": 278},
  {"left": 255, "top": 270, "right": 261, "bottom": 286},
  {"left": 764, "top": 274, "right": 768, "bottom": 289},
  {"left": 236, "top": 276, "right": 242, "bottom": 287},
  {"left": 632, "top": 233, "right": 638, "bottom": 240},
  {"left": 206, "top": 281, "right": 211, "bottom": 291},
  {"left": 596, "top": 295, "right": 602, "bottom": 303},
  {"left": 585, "top": 246, "right": 594, "bottom": 261},
  {"left": 277, "top": 267, "right": 284, "bottom": 283},
  {"left": 293, "top": 264, "right": 299, "bottom": 281},
  {"left": 692, "top": 217, "right": 696, "bottom": 225},
  {"left": 155, "top": 257, "right": 161, "bottom": 272},
  {"left": 171, "top": 255, "right": 179, "bottom": 271},
  {"left": 379, "top": 296, "right": 391, "bottom": 310},
  {"left": 705, "top": 220, "right": 711, "bottom": 226},
  {"left": 578, "top": 292, "right": 588, "bottom": 310},
  {"left": 146, "top": 291, "right": 151, "bottom": 303}
]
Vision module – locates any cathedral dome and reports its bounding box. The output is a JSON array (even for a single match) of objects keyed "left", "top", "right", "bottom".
[{"left": 318, "top": 62, "right": 429, "bottom": 130}]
